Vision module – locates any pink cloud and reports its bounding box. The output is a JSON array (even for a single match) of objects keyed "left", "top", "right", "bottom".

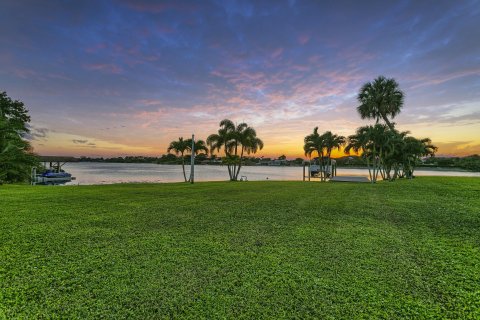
[
  {"left": 308, "top": 55, "right": 322, "bottom": 64},
  {"left": 290, "top": 65, "right": 310, "bottom": 72},
  {"left": 85, "top": 63, "right": 123, "bottom": 74},
  {"left": 137, "top": 99, "right": 162, "bottom": 106},
  {"left": 409, "top": 68, "right": 480, "bottom": 89},
  {"left": 48, "top": 73, "right": 72, "bottom": 80},
  {"left": 85, "top": 43, "right": 107, "bottom": 53},
  {"left": 298, "top": 34, "right": 311, "bottom": 45},
  {"left": 271, "top": 48, "right": 284, "bottom": 59},
  {"left": 13, "top": 68, "right": 37, "bottom": 79},
  {"left": 122, "top": 1, "right": 197, "bottom": 13}
]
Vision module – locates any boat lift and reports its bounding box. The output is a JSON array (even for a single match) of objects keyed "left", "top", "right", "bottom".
[
  {"left": 31, "top": 156, "right": 77, "bottom": 185},
  {"left": 302, "top": 159, "right": 337, "bottom": 181}
]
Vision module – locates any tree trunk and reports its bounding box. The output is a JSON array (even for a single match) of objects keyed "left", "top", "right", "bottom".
[
  {"left": 375, "top": 158, "right": 381, "bottom": 181},
  {"left": 232, "top": 142, "right": 238, "bottom": 180},
  {"left": 235, "top": 146, "right": 245, "bottom": 180},
  {"left": 227, "top": 164, "right": 233, "bottom": 180},
  {"left": 367, "top": 157, "right": 372, "bottom": 182},
  {"left": 181, "top": 153, "right": 187, "bottom": 182},
  {"left": 382, "top": 115, "right": 395, "bottom": 131},
  {"left": 320, "top": 154, "right": 325, "bottom": 182},
  {"left": 372, "top": 147, "right": 377, "bottom": 183},
  {"left": 393, "top": 164, "right": 399, "bottom": 180},
  {"left": 327, "top": 152, "right": 332, "bottom": 179}
]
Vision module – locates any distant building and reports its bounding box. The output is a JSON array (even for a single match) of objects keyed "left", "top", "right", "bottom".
[{"left": 269, "top": 159, "right": 287, "bottom": 166}]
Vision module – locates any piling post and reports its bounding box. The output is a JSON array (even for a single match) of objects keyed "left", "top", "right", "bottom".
[
  {"left": 190, "top": 134, "right": 195, "bottom": 184},
  {"left": 303, "top": 163, "right": 305, "bottom": 181},
  {"left": 308, "top": 161, "right": 311, "bottom": 181},
  {"left": 31, "top": 167, "right": 36, "bottom": 185}
]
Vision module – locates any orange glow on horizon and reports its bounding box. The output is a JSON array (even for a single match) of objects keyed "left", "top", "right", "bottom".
[{"left": 30, "top": 123, "right": 480, "bottom": 159}]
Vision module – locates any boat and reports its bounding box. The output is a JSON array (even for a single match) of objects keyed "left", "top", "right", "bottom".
[
  {"left": 31, "top": 161, "right": 76, "bottom": 185},
  {"left": 309, "top": 158, "right": 337, "bottom": 177},
  {"left": 41, "top": 170, "right": 72, "bottom": 178}
]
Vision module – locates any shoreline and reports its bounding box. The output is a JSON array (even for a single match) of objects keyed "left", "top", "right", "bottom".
[{"left": 6, "top": 175, "right": 480, "bottom": 188}]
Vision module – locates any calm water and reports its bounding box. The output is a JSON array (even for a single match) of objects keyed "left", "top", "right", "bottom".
[{"left": 62, "top": 162, "right": 480, "bottom": 185}]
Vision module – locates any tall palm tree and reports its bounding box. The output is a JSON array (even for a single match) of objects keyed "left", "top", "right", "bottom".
[
  {"left": 167, "top": 137, "right": 190, "bottom": 182},
  {"left": 357, "top": 76, "right": 404, "bottom": 131}
]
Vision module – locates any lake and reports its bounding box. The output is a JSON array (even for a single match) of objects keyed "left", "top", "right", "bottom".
[{"left": 62, "top": 162, "right": 480, "bottom": 185}]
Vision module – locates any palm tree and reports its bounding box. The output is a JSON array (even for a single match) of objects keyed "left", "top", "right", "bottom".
[
  {"left": 185, "top": 139, "right": 209, "bottom": 156},
  {"left": 357, "top": 76, "right": 404, "bottom": 131},
  {"left": 304, "top": 127, "right": 327, "bottom": 181},
  {"left": 345, "top": 125, "right": 388, "bottom": 183},
  {"left": 322, "top": 131, "right": 346, "bottom": 174},
  {"left": 182, "top": 138, "right": 209, "bottom": 182},
  {"left": 167, "top": 137, "right": 190, "bottom": 182},
  {"left": 207, "top": 119, "right": 263, "bottom": 181},
  {"left": 401, "top": 136, "right": 437, "bottom": 179},
  {"left": 207, "top": 119, "right": 235, "bottom": 180},
  {"left": 368, "top": 124, "right": 391, "bottom": 181},
  {"left": 345, "top": 126, "right": 372, "bottom": 181},
  {"left": 234, "top": 126, "right": 264, "bottom": 180},
  {"left": 381, "top": 129, "right": 409, "bottom": 181}
]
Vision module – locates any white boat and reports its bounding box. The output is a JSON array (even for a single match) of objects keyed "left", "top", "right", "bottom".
[{"left": 309, "top": 159, "right": 336, "bottom": 177}]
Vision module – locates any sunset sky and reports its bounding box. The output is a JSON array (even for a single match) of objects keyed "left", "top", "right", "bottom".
[{"left": 1, "top": 0, "right": 479, "bottom": 158}]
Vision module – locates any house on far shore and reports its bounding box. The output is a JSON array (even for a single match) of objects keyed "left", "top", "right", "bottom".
[
  {"left": 269, "top": 159, "right": 288, "bottom": 166},
  {"left": 201, "top": 157, "right": 223, "bottom": 165}
]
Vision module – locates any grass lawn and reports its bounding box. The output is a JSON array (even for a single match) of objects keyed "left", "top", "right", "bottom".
[{"left": 1, "top": 177, "right": 479, "bottom": 319}]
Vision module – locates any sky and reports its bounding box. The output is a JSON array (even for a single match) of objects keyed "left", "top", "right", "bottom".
[{"left": 1, "top": 0, "right": 479, "bottom": 158}]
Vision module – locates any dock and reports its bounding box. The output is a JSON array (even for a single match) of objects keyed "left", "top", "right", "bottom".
[
  {"left": 32, "top": 156, "right": 77, "bottom": 185},
  {"left": 329, "top": 176, "right": 370, "bottom": 183}
]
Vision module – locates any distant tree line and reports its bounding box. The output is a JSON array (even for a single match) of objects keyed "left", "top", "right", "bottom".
[
  {"left": 76, "top": 153, "right": 479, "bottom": 172},
  {"left": 78, "top": 155, "right": 180, "bottom": 164},
  {"left": 422, "top": 155, "right": 480, "bottom": 172}
]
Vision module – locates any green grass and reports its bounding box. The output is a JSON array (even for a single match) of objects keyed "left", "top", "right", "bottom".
[{"left": 1, "top": 178, "right": 479, "bottom": 319}]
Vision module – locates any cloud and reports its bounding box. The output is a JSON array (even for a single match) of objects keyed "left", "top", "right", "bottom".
[
  {"left": 72, "top": 139, "right": 88, "bottom": 144},
  {"left": 84, "top": 63, "right": 123, "bottom": 74},
  {"left": 409, "top": 68, "right": 480, "bottom": 89},
  {"left": 73, "top": 139, "right": 97, "bottom": 148},
  {"left": 271, "top": 48, "right": 284, "bottom": 59},
  {"left": 435, "top": 141, "right": 480, "bottom": 157},
  {"left": 120, "top": 0, "right": 198, "bottom": 13},
  {"left": 23, "top": 126, "right": 50, "bottom": 141},
  {"left": 298, "top": 34, "right": 310, "bottom": 45},
  {"left": 1, "top": 0, "right": 479, "bottom": 158}
]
